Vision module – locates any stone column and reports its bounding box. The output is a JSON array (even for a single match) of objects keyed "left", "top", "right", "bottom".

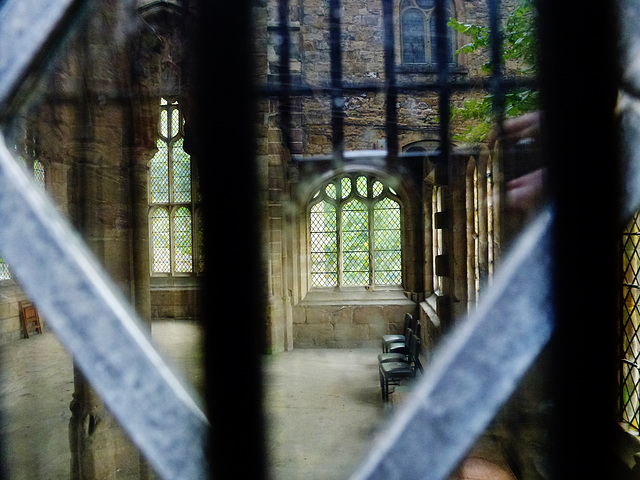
[
  {"left": 68, "top": 146, "right": 119, "bottom": 480},
  {"left": 127, "top": 149, "right": 152, "bottom": 325}
]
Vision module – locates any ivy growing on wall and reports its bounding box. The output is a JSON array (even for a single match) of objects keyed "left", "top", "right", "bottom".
[{"left": 448, "top": 0, "right": 539, "bottom": 142}]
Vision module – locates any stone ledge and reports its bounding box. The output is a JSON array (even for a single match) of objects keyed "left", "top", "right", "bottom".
[{"left": 299, "top": 287, "right": 415, "bottom": 306}]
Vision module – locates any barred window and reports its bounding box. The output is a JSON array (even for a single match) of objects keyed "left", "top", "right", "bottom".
[
  {"left": 149, "top": 98, "right": 202, "bottom": 275},
  {"left": 309, "top": 173, "right": 402, "bottom": 288},
  {"left": 399, "top": 0, "right": 455, "bottom": 66}
]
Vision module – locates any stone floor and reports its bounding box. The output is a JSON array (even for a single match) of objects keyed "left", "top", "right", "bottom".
[{"left": 0, "top": 321, "right": 388, "bottom": 479}]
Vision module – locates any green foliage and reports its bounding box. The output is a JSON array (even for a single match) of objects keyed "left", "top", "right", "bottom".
[{"left": 448, "top": 0, "right": 539, "bottom": 142}]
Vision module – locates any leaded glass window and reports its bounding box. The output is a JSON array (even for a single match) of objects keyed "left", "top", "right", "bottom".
[
  {"left": 620, "top": 211, "right": 640, "bottom": 427},
  {"left": 400, "top": 0, "right": 455, "bottom": 66},
  {"left": 149, "top": 98, "right": 202, "bottom": 275},
  {"left": 309, "top": 174, "right": 402, "bottom": 288}
]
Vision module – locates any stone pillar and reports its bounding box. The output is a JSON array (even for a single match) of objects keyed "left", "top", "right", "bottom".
[
  {"left": 127, "top": 150, "right": 152, "bottom": 325},
  {"left": 44, "top": 160, "right": 71, "bottom": 215},
  {"left": 68, "top": 146, "right": 120, "bottom": 480},
  {"left": 451, "top": 154, "right": 468, "bottom": 321},
  {"left": 69, "top": 371, "right": 117, "bottom": 480},
  {"left": 126, "top": 147, "right": 154, "bottom": 480}
]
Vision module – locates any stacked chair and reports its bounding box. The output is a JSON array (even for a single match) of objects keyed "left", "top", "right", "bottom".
[
  {"left": 380, "top": 313, "right": 414, "bottom": 353},
  {"left": 378, "top": 314, "right": 423, "bottom": 402}
]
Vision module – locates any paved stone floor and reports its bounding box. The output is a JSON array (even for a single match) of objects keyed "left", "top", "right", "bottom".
[{"left": 0, "top": 321, "right": 387, "bottom": 479}]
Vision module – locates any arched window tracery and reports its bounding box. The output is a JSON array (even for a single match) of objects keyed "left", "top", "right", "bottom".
[{"left": 309, "top": 173, "right": 402, "bottom": 288}]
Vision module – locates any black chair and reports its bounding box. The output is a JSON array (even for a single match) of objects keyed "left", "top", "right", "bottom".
[
  {"left": 380, "top": 320, "right": 421, "bottom": 360},
  {"left": 381, "top": 313, "right": 414, "bottom": 353},
  {"left": 379, "top": 333, "right": 422, "bottom": 402}
]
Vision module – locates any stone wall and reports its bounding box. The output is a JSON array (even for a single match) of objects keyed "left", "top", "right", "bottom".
[
  {"left": 0, "top": 282, "right": 32, "bottom": 344},
  {"left": 150, "top": 287, "right": 201, "bottom": 320},
  {"left": 293, "top": 294, "right": 418, "bottom": 348}
]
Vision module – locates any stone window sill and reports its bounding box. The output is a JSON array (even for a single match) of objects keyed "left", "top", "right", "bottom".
[{"left": 299, "top": 286, "right": 414, "bottom": 306}]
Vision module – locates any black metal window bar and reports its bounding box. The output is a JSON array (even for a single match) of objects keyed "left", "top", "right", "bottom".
[{"left": 0, "top": 1, "right": 634, "bottom": 480}]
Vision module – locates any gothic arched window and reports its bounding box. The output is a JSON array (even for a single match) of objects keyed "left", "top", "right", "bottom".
[
  {"left": 400, "top": 0, "right": 455, "bottom": 66},
  {"left": 309, "top": 173, "right": 402, "bottom": 288},
  {"left": 149, "top": 98, "right": 202, "bottom": 276}
]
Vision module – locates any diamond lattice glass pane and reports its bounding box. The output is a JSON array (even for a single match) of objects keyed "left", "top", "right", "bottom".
[
  {"left": 174, "top": 207, "right": 193, "bottom": 273},
  {"left": 375, "top": 269, "right": 402, "bottom": 285},
  {"left": 374, "top": 197, "right": 401, "bottom": 229},
  {"left": 372, "top": 180, "right": 383, "bottom": 197},
  {"left": 172, "top": 138, "right": 191, "bottom": 202},
  {"left": 341, "top": 177, "right": 351, "bottom": 199},
  {"left": 356, "top": 176, "right": 367, "bottom": 197},
  {"left": 0, "top": 258, "right": 10, "bottom": 280},
  {"left": 171, "top": 108, "right": 180, "bottom": 140},
  {"left": 310, "top": 201, "right": 337, "bottom": 286},
  {"left": 325, "top": 182, "right": 337, "bottom": 199},
  {"left": 151, "top": 208, "right": 170, "bottom": 273},
  {"left": 374, "top": 197, "right": 401, "bottom": 285},
  {"left": 150, "top": 141, "right": 169, "bottom": 203},
  {"left": 310, "top": 201, "right": 337, "bottom": 232},
  {"left": 342, "top": 199, "right": 369, "bottom": 285},
  {"left": 34, "top": 159, "right": 45, "bottom": 188},
  {"left": 375, "top": 229, "right": 401, "bottom": 249},
  {"left": 620, "top": 211, "right": 640, "bottom": 426},
  {"left": 160, "top": 109, "right": 168, "bottom": 138}
]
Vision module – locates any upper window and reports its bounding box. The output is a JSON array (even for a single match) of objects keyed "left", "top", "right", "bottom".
[
  {"left": 309, "top": 173, "right": 402, "bottom": 288},
  {"left": 149, "top": 98, "right": 203, "bottom": 276},
  {"left": 400, "top": 0, "right": 455, "bottom": 66}
]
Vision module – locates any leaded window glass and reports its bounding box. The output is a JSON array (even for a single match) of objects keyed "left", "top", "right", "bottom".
[
  {"left": 0, "top": 258, "right": 10, "bottom": 280},
  {"left": 309, "top": 173, "right": 402, "bottom": 288},
  {"left": 373, "top": 197, "right": 402, "bottom": 285},
  {"left": 342, "top": 199, "right": 370, "bottom": 286},
  {"left": 310, "top": 201, "right": 338, "bottom": 287},
  {"left": 149, "top": 98, "right": 201, "bottom": 275},
  {"left": 151, "top": 207, "right": 171, "bottom": 273},
  {"left": 174, "top": 206, "right": 193, "bottom": 273},
  {"left": 400, "top": 0, "right": 455, "bottom": 66},
  {"left": 620, "top": 211, "right": 640, "bottom": 427}
]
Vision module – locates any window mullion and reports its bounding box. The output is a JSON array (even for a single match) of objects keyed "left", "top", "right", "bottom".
[
  {"left": 368, "top": 196, "right": 375, "bottom": 287},
  {"left": 167, "top": 137, "right": 175, "bottom": 274},
  {"left": 337, "top": 201, "right": 343, "bottom": 288}
]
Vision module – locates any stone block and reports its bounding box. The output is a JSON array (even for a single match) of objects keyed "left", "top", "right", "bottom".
[
  {"left": 292, "top": 307, "right": 306, "bottom": 324},
  {"left": 294, "top": 323, "right": 334, "bottom": 345},
  {"left": 0, "top": 301, "right": 10, "bottom": 319},
  {"left": 353, "top": 305, "right": 384, "bottom": 325},
  {"left": 368, "top": 321, "right": 387, "bottom": 339},
  {"left": 382, "top": 304, "right": 416, "bottom": 323},
  {"left": 335, "top": 323, "right": 369, "bottom": 341},
  {"left": 152, "top": 290, "right": 175, "bottom": 306},
  {"left": 306, "top": 308, "right": 332, "bottom": 324},
  {"left": 331, "top": 307, "right": 353, "bottom": 324}
]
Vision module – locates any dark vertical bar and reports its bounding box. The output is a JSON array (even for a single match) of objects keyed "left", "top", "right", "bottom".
[
  {"left": 278, "top": 0, "right": 293, "bottom": 152},
  {"left": 486, "top": 0, "right": 505, "bottom": 123},
  {"left": 329, "top": 0, "right": 344, "bottom": 162},
  {"left": 381, "top": 0, "right": 398, "bottom": 163},
  {"left": 433, "top": 0, "right": 451, "bottom": 169},
  {"left": 538, "top": 0, "right": 620, "bottom": 477},
  {"left": 196, "top": 1, "right": 267, "bottom": 479}
]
